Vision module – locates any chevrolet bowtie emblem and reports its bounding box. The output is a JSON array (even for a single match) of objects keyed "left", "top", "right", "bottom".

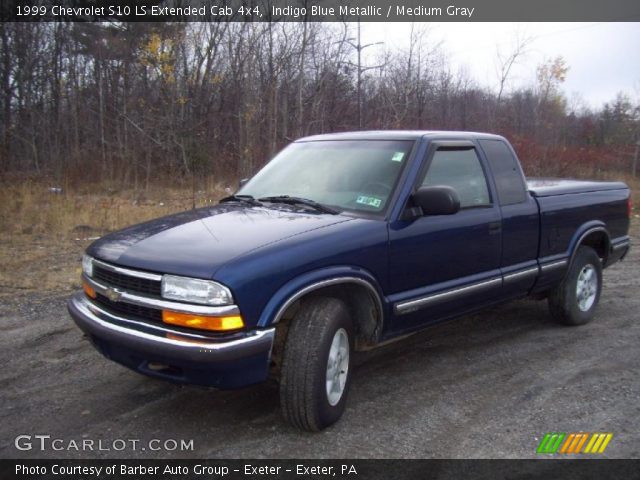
[{"left": 105, "top": 288, "right": 121, "bottom": 302}]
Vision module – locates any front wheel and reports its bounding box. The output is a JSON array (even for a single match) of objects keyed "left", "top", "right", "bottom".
[
  {"left": 548, "top": 246, "right": 603, "bottom": 326},
  {"left": 279, "top": 297, "right": 353, "bottom": 431}
]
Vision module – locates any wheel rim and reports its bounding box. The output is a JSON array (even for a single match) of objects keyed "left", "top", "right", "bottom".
[
  {"left": 576, "top": 264, "right": 598, "bottom": 312},
  {"left": 326, "top": 328, "right": 349, "bottom": 407}
]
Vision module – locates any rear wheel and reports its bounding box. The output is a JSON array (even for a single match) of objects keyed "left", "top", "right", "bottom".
[
  {"left": 279, "top": 297, "right": 353, "bottom": 431},
  {"left": 548, "top": 246, "right": 602, "bottom": 326}
]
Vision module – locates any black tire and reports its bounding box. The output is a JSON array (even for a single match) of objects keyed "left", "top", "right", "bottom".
[
  {"left": 279, "top": 297, "right": 353, "bottom": 431},
  {"left": 548, "top": 246, "right": 603, "bottom": 326}
]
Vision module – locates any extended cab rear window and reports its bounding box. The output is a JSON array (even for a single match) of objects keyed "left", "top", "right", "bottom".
[{"left": 479, "top": 139, "right": 528, "bottom": 205}]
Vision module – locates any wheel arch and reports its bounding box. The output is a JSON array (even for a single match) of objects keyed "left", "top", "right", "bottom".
[
  {"left": 257, "top": 267, "right": 386, "bottom": 351},
  {"left": 568, "top": 223, "right": 611, "bottom": 269}
]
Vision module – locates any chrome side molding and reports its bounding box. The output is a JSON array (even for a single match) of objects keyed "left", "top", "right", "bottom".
[
  {"left": 612, "top": 239, "right": 630, "bottom": 251},
  {"left": 394, "top": 277, "right": 502, "bottom": 315},
  {"left": 503, "top": 267, "right": 539, "bottom": 284},
  {"left": 395, "top": 260, "right": 568, "bottom": 316},
  {"left": 540, "top": 260, "right": 568, "bottom": 272}
]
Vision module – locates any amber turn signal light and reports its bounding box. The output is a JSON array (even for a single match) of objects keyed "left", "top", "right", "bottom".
[
  {"left": 161, "top": 310, "right": 244, "bottom": 332},
  {"left": 83, "top": 281, "right": 97, "bottom": 299}
]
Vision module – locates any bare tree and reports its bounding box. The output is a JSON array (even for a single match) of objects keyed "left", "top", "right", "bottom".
[{"left": 492, "top": 29, "right": 534, "bottom": 128}]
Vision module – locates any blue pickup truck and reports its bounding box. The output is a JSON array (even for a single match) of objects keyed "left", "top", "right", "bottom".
[{"left": 68, "top": 131, "right": 631, "bottom": 431}]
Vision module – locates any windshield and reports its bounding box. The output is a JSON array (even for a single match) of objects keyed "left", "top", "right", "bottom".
[{"left": 238, "top": 140, "right": 414, "bottom": 214}]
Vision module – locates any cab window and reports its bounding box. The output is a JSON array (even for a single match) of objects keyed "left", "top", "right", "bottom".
[
  {"left": 421, "top": 148, "right": 491, "bottom": 208},
  {"left": 478, "top": 139, "right": 527, "bottom": 205}
]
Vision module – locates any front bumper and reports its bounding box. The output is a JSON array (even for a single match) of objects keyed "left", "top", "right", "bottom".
[{"left": 68, "top": 292, "right": 275, "bottom": 388}]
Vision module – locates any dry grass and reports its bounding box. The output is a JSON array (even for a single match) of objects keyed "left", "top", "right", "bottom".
[
  {"left": 0, "top": 179, "right": 229, "bottom": 298},
  {"left": 0, "top": 177, "right": 231, "bottom": 237}
]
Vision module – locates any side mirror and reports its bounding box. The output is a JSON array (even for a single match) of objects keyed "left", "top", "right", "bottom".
[
  {"left": 239, "top": 178, "right": 249, "bottom": 188},
  {"left": 412, "top": 185, "right": 460, "bottom": 216}
]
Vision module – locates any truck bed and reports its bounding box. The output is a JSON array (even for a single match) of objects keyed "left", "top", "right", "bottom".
[
  {"left": 527, "top": 177, "right": 630, "bottom": 289},
  {"left": 527, "top": 178, "right": 628, "bottom": 197}
]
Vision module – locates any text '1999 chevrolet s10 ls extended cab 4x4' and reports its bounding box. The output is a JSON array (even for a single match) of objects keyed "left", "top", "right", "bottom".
[{"left": 68, "top": 131, "right": 631, "bottom": 431}]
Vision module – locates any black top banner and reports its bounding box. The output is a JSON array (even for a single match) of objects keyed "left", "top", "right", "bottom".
[{"left": 2, "top": 0, "right": 640, "bottom": 22}]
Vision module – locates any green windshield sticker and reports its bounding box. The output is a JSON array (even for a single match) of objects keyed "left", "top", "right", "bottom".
[
  {"left": 356, "top": 195, "right": 382, "bottom": 208},
  {"left": 391, "top": 152, "right": 404, "bottom": 162}
]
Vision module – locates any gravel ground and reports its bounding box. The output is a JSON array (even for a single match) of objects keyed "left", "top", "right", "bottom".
[{"left": 1, "top": 226, "right": 638, "bottom": 459}]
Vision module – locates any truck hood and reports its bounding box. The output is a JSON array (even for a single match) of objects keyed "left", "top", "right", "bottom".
[{"left": 87, "top": 204, "right": 353, "bottom": 279}]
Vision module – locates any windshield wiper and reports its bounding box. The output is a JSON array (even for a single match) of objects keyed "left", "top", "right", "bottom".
[
  {"left": 219, "top": 194, "right": 262, "bottom": 206},
  {"left": 258, "top": 195, "right": 339, "bottom": 215}
]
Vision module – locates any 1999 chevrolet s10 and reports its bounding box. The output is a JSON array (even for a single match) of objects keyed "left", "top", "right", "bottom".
[{"left": 68, "top": 131, "right": 631, "bottom": 430}]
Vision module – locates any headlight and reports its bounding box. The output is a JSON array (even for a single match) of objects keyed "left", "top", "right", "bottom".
[
  {"left": 82, "top": 254, "right": 94, "bottom": 277},
  {"left": 161, "top": 275, "right": 233, "bottom": 306}
]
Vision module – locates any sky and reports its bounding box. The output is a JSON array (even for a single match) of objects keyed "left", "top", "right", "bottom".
[{"left": 360, "top": 22, "right": 640, "bottom": 110}]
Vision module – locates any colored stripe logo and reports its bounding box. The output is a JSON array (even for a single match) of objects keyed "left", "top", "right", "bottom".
[{"left": 537, "top": 432, "right": 612, "bottom": 454}]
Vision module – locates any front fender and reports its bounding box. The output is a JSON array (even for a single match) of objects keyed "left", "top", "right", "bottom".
[{"left": 256, "top": 266, "right": 387, "bottom": 328}]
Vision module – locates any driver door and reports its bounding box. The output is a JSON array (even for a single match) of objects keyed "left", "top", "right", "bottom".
[{"left": 387, "top": 142, "right": 503, "bottom": 333}]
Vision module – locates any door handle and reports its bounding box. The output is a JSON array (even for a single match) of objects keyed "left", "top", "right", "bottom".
[{"left": 488, "top": 221, "right": 502, "bottom": 234}]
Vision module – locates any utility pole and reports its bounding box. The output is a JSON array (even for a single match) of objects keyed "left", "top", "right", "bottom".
[
  {"left": 347, "top": 21, "right": 384, "bottom": 130},
  {"left": 633, "top": 140, "right": 639, "bottom": 178}
]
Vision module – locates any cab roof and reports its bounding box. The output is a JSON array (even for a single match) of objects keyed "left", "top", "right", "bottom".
[{"left": 296, "top": 130, "right": 506, "bottom": 142}]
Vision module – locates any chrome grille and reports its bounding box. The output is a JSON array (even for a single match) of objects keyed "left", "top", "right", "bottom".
[
  {"left": 93, "top": 264, "right": 161, "bottom": 297},
  {"left": 94, "top": 293, "right": 163, "bottom": 323},
  {"left": 83, "top": 259, "right": 240, "bottom": 334}
]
